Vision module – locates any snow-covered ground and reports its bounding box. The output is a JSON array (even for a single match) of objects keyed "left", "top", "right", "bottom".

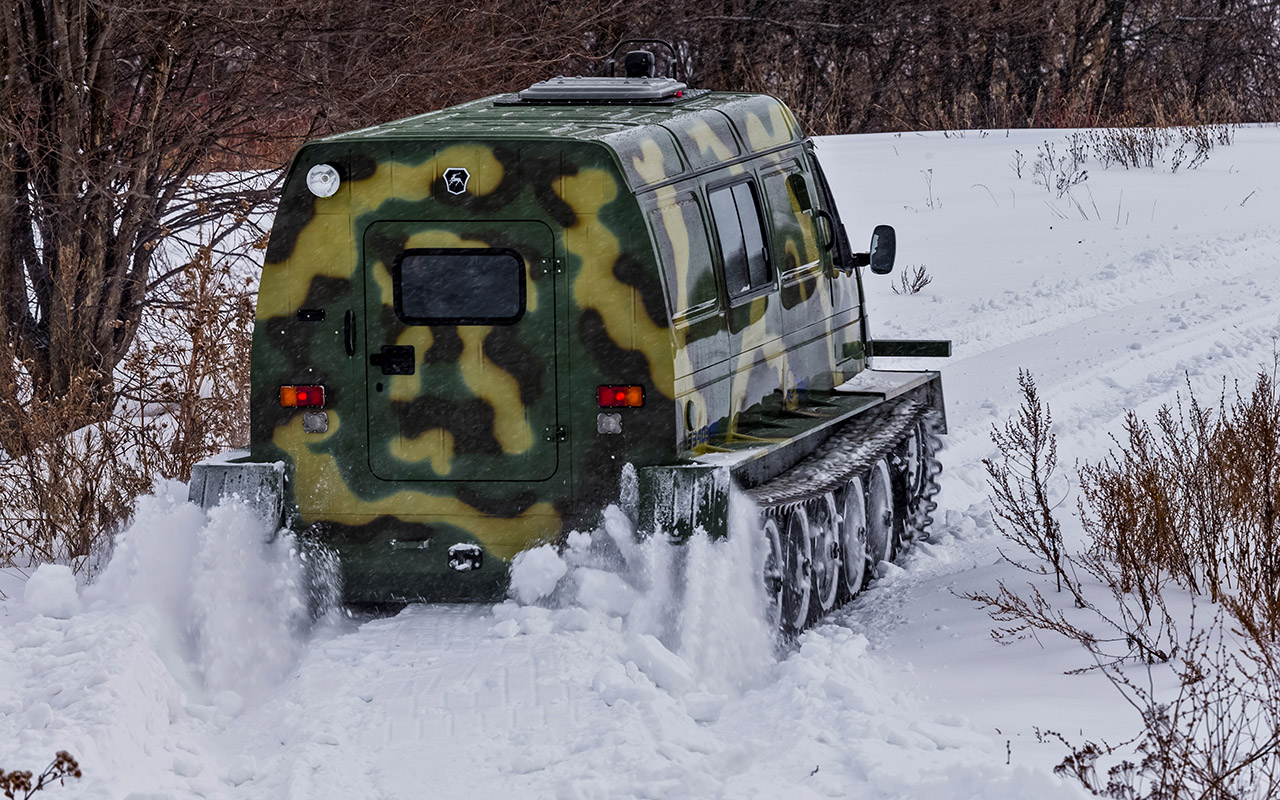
[{"left": 4, "top": 124, "right": 1280, "bottom": 798}]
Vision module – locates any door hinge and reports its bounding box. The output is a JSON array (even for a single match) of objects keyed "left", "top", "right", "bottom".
[
  {"left": 544, "top": 426, "right": 567, "bottom": 443},
  {"left": 541, "top": 257, "right": 564, "bottom": 275}
]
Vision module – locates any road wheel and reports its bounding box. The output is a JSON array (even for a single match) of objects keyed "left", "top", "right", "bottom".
[
  {"left": 779, "top": 504, "right": 813, "bottom": 634},
  {"left": 762, "top": 514, "right": 784, "bottom": 632},
  {"left": 840, "top": 477, "right": 869, "bottom": 598},
  {"left": 809, "top": 492, "right": 841, "bottom": 618},
  {"left": 893, "top": 420, "right": 929, "bottom": 548},
  {"left": 865, "top": 458, "right": 896, "bottom": 573}
]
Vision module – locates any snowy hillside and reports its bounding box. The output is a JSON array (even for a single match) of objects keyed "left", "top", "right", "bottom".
[{"left": 4, "top": 124, "right": 1280, "bottom": 799}]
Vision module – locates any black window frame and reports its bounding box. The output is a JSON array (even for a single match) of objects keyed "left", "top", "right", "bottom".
[
  {"left": 391, "top": 247, "right": 526, "bottom": 326},
  {"left": 706, "top": 176, "right": 774, "bottom": 306},
  {"left": 803, "top": 144, "right": 856, "bottom": 271}
]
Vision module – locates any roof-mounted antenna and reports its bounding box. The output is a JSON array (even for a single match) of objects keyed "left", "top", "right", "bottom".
[{"left": 603, "top": 39, "right": 679, "bottom": 80}]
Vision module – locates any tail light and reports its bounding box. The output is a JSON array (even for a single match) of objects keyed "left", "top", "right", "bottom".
[
  {"left": 280, "top": 385, "right": 326, "bottom": 408},
  {"left": 597, "top": 385, "right": 644, "bottom": 408}
]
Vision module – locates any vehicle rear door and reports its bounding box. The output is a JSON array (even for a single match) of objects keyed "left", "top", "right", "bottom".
[{"left": 362, "top": 219, "right": 560, "bottom": 482}]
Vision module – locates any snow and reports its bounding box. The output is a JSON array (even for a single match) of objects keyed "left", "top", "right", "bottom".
[
  {"left": 5, "top": 122, "right": 1280, "bottom": 797},
  {"left": 23, "top": 565, "right": 79, "bottom": 619},
  {"left": 508, "top": 544, "right": 568, "bottom": 604}
]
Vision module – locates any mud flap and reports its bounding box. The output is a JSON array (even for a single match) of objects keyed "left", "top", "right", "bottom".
[
  {"left": 188, "top": 451, "right": 286, "bottom": 529},
  {"left": 636, "top": 464, "right": 731, "bottom": 541}
]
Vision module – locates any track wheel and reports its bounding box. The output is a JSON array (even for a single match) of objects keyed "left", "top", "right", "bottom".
[
  {"left": 779, "top": 505, "right": 813, "bottom": 634},
  {"left": 809, "top": 492, "right": 841, "bottom": 618},
  {"left": 762, "top": 515, "right": 784, "bottom": 631},
  {"left": 893, "top": 420, "right": 928, "bottom": 548},
  {"left": 865, "top": 458, "right": 896, "bottom": 574},
  {"left": 896, "top": 421, "right": 927, "bottom": 500},
  {"left": 840, "top": 476, "right": 869, "bottom": 598}
]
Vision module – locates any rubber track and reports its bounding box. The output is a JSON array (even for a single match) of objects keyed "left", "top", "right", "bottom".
[
  {"left": 744, "top": 398, "right": 934, "bottom": 509},
  {"left": 902, "top": 416, "right": 944, "bottom": 544}
]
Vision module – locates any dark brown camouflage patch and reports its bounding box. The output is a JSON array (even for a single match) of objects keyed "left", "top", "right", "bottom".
[{"left": 394, "top": 394, "right": 502, "bottom": 456}]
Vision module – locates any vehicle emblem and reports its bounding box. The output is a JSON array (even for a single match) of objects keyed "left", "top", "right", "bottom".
[{"left": 443, "top": 167, "right": 471, "bottom": 195}]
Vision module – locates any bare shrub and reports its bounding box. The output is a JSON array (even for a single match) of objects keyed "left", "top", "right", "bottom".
[
  {"left": 920, "top": 168, "right": 940, "bottom": 210},
  {"left": 1087, "top": 125, "right": 1235, "bottom": 172},
  {"left": 1089, "top": 127, "right": 1171, "bottom": 169},
  {"left": 0, "top": 750, "right": 81, "bottom": 798},
  {"left": 120, "top": 203, "right": 258, "bottom": 481},
  {"left": 983, "top": 370, "right": 1072, "bottom": 592},
  {"left": 0, "top": 214, "right": 257, "bottom": 573},
  {"left": 972, "top": 371, "right": 1177, "bottom": 664},
  {"left": 1032, "top": 141, "right": 1088, "bottom": 198},
  {"left": 971, "top": 560, "right": 1178, "bottom": 666},
  {"left": 1054, "top": 611, "right": 1280, "bottom": 799},
  {"left": 975, "top": 370, "right": 1280, "bottom": 662},
  {"left": 0, "top": 382, "right": 151, "bottom": 573},
  {"left": 972, "top": 371, "right": 1280, "bottom": 798},
  {"left": 1081, "top": 374, "right": 1280, "bottom": 638},
  {"left": 891, "top": 265, "right": 934, "bottom": 295}
]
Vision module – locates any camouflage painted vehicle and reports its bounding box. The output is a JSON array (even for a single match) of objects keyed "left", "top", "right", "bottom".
[{"left": 190, "top": 51, "right": 949, "bottom": 631}]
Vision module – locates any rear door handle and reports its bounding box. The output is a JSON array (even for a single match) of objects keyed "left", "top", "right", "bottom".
[
  {"left": 369, "top": 345, "right": 415, "bottom": 375},
  {"left": 344, "top": 309, "right": 356, "bottom": 356}
]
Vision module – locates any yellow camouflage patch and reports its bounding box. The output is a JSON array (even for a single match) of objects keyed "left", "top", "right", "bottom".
[
  {"left": 275, "top": 413, "right": 559, "bottom": 561},
  {"left": 744, "top": 104, "right": 794, "bottom": 152},
  {"left": 560, "top": 169, "right": 676, "bottom": 398},
  {"left": 458, "top": 326, "right": 534, "bottom": 455},
  {"left": 391, "top": 427, "right": 455, "bottom": 475},
  {"left": 390, "top": 326, "right": 434, "bottom": 402}
]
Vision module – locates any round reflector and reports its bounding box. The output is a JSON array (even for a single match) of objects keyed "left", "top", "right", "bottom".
[{"left": 306, "top": 164, "right": 340, "bottom": 198}]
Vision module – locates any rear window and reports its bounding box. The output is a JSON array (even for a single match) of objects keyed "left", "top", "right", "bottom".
[{"left": 393, "top": 248, "right": 525, "bottom": 325}]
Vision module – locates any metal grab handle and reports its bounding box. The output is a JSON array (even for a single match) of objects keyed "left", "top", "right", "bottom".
[{"left": 343, "top": 309, "right": 356, "bottom": 356}]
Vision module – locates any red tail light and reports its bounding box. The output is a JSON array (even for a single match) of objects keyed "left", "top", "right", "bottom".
[
  {"left": 597, "top": 385, "right": 644, "bottom": 408},
  {"left": 280, "top": 385, "right": 326, "bottom": 408}
]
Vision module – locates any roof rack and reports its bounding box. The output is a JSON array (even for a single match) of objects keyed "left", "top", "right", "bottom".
[{"left": 495, "top": 76, "right": 704, "bottom": 106}]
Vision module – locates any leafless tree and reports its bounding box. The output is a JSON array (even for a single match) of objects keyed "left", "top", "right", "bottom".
[{"left": 0, "top": 1, "right": 315, "bottom": 452}]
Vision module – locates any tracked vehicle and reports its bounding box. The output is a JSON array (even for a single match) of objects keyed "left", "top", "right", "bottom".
[{"left": 189, "top": 44, "right": 949, "bottom": 631}]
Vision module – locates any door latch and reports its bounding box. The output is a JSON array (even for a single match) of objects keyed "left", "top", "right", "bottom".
[{"left": 370, "top": 345, "right": 415, "bottom": 375}]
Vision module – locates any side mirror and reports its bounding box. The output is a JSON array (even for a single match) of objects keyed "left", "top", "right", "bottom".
[{"left": 869, "top": 225, "right": 896, "bottom": 275}]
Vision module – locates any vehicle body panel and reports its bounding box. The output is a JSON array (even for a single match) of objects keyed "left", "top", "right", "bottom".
[{"left": 227, "top": 88, "right": 933, "bottom": 602}]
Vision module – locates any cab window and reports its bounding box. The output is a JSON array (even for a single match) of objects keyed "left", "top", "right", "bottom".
[{"left": 708, "top": 180, "right": 772, "bottom": 301}]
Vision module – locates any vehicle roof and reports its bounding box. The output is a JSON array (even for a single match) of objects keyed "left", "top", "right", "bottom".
[{"left": 316, "top": 90, "right": 805, "bottom": 192}]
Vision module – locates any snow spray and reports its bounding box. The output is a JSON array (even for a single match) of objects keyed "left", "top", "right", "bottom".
[
  {"left": 509, "top": 473, "right": 776, "bottom": 694},
  {"left": 86, "top": 482, "right": 341, "bottom": 700}
]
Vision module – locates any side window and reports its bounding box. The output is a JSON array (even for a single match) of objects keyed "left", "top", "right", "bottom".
[
  {"left": 762, "top": 165, "right": 821, "bottom": 275},
  {"left": 649, "top": 196, "right": 718, "bottom": 317},
  {"left": 708, "top": 179, "right": 772, "bottom": 300}
]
